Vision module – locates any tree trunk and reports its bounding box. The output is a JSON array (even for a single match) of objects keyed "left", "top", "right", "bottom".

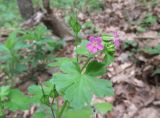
[
  {"left": 17, "top": 0, "right": 34, "bottom": 19},
  {"left": 19, "top": 0, "right": 72, "bottom": 38},
  {"left": 41, "top": 0, "right": 72, "bottom": 37}
]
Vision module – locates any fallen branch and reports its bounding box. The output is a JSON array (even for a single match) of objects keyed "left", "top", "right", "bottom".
[
  {"left": 21, "top": 0, "right": 72, "bottom": 38},
  {"left": 21, "top": 10, "right": 45, "bottom": 29}
]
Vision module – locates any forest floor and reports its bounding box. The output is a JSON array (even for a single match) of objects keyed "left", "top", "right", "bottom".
[
  {"left": 88, "top": 0, "right": 160, "bottom": 118},
  {"left": 1, "top": 0, "right": 160, "bottom": 118}
]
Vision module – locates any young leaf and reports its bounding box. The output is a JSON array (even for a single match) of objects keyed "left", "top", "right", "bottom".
[{"left": 69, "top": 16, "right": 81, "bottom": 34}]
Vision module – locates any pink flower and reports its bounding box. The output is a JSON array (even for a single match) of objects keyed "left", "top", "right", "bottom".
[
  {"left": 86, "top": 36, "right": 104, "bottom": 54},
  {"left": 113, "top": 32, "right": 120, "bottom": 48}
]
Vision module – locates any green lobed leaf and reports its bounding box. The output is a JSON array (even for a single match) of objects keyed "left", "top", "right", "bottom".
[
  {"left": 65, "top": 75, "right": 113, "bottom": 108},
  {"left": 32, "top": 104, "right": 52, "bottom": 118},
  {"left": 5, "top": 89, "right": 32, "bottom": 111},
  {"left": 51, "top": 73, "right": 80, "bottom": 94},
  {"left": 32, "top": 111, "right": 46, "bottom": 118},
  {"left": 0, "top": 86, "right": 10, "bottom": 100},
  {"left": 60, "top": 61, "right": 81, "bottom": 74},
  {"left": 28, "top": 82, "right": 54, "bottom": 103},
  {"left": 64, "top": 107, "right": 92, "bottom": 118},
  {"left": 48, "top": 57, "right": 72, "bottom": 67},
  {"left": 51, "top": 62, "right": 113, "bottom": 109},
  {"left": 28, "top": 85, "right": 43, "bottom": 102},
  {"left": 95, "top": 102, "right": 112, "bottom": 114}
]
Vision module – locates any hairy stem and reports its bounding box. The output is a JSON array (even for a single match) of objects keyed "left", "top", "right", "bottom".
[
  {"left": 57, "top": 101, "right": 68, "bottom": 118},
  {"left": 50, "top": 103, "right": 55, "bottom": 118},
  {"left": 81, "top": 57, "right": 92, "bottom": 74},
  {"left": 40, "top": 83, "right": 55, "bottom": 118},
  {"left": 74, "top": 33, "right": 79, "bottom": 63}
]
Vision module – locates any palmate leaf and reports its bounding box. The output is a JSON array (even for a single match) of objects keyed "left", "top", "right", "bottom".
[
  {"left": 64, "top": 107, "right": 92, "bottom": 118},
  {"left": 28, "top": 85, "right": 43, "bottom": 102},
  {"left": 28, "top": 82, "right": 55, "bottom": 103},
  {"left": 65, "top": 75, "right": 113, "bottom": 108},
  {"left": 5, "top": 89, "right": 32, "bottom": 111},
  {"left": 0, "top": 86, "right": 10, "bottom": 100},
  {"left": 51, "top": 62, "right": 113, "bottom": 109},
  {"left": 32, "top": 104, "right": 52, "bottom": 118},
  {"left": 95, "top": 102, "right": 112, "bottom": 114},
  {"left": 60, "top": 61, "right": 80, "bottom": 74},
  {"left": 48, "top": 57, "right": 73, "bottom": 67}
]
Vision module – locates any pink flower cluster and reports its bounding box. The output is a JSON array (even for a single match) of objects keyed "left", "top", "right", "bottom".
[
  {"left": 86, "top": 36, "right": 104, "bottom": 54},
  {"left": 113, "top": 32, "right": 120, "bottom": 48},
  {"left": 86, "top": 32, "right": 120, "bottom": 54}
]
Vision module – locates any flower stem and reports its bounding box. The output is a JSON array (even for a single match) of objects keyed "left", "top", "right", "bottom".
[
  {"left": 75, "top": 33, "right": 79, "bottom": 63},
  {"left": 50, "top": 103, "right": 55, "bottom": 118},
  {"left": 81, "top": 58, "right": 92, "bottom": 73},
  {"left": 40, "top": 83, "right": 55, "bottom": 118},
  {"left": 57, "top": 101, "right": 68, "bottom": 118},
  {"left": 56, "top": 98, "right": 59, "bottom": 117}
]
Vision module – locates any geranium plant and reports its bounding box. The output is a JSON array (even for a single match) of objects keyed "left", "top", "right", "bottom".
[{"left": 44, "top": 15, "right": 119, "bottom": 117}]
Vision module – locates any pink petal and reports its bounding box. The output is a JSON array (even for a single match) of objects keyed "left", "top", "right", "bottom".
[
  {"left": 97, "top": 44, "right": 104, "bottom": 50},
  {"left": 95, "top": 37, "right": 102, "bottom": 43},
  {"left": 113, "top": 32, "right": 118, "bottom": 38},
  {"left": 86, "top": 43, "right": 92, "bottom": 50},
  {"left": 114, "top": 38, "right": 120, "bottom": 48},
  {"left": 87, "top": 44, "right": 97, "bottom": 53},
  {"left": 89, "top": 36, "right": 95, "bottom": 42},
  {"left": 87, "top": 43, "right": 94, "bottom": 52},
  {"left": 90, "top": 48, "right": 97, "bottom": 53}
]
